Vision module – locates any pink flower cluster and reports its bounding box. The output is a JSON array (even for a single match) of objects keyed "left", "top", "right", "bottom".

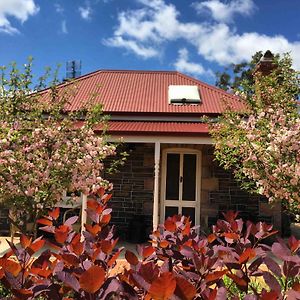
[
  {"left": 237, "top": 108, "right": 300, "bottom": 204},
  {"left": 0, "top": 117, "right": 116, "bottom": 210}
]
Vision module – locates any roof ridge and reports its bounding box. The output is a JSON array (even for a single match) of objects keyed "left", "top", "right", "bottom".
[
  {"left": 43, "top": 69, "right": 180, "bottom": 91},
  {"left": 175, "top": 71, "right": 237, "bottom": 98},
  {"left": 98, "top": 69, "right": 178, "bottom": 74}
]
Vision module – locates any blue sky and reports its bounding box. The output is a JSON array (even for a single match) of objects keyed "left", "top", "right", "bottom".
[{"left": 1, "top": 0, "right": 300, "bottom": 84}]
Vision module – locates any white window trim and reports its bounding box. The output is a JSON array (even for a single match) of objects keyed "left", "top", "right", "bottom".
[{"left": 160, "top": 148, "right": 201, "bottom": 226}]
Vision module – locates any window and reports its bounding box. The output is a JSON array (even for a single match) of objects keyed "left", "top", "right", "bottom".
[{"left": 168, "top": 85, "right": 201, "bottom": 105}]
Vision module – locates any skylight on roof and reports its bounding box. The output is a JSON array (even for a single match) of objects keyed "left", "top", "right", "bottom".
[{"left": 168, "top": 85, "right": 201, "bottom": 105}]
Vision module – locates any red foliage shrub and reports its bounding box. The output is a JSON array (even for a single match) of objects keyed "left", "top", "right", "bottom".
[
  {"left": 0, "top": 190, "right": 299, "bottom": 299},
  {"left": 125, "top": 212, "right": 300, "bottom": 299},
  {"left": 0, "top": 188, "right": 136, "bottom": 299}
]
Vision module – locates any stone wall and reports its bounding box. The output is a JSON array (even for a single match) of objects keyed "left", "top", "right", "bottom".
[
  {"left": 0, "top": 206, "right": 10, "bottom": 236},
  {"left": 200, "top": 145, "right": 281, "bottom": 232},
  {"left": 105, "top": 143, "right": 282, "bottom": 240},
  {"left": 105, "top": 143, "right": 154, "bottom": 240}
]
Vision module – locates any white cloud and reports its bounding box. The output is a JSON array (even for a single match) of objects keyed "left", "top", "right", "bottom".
[
  {"left": 174, "top": 48, "right": 214, "bottom": 77},
  {"left": 0, "top": 0, "right": 39, "bottom": 34},
  {"left": 79, "top": 4, "right": 92, "bottom": 20},
  {"left": 54, "top": 3, "right": 64, "bottom": 14},
  {"left": 194, "top": 23, "right": 300, "bottom": 68},
  {"left": 104, "top": 0, "right": 300, "bottom": 70},
  {"left": 61, "top": 20, "right": 68, "bottom": 34},
  {"left": 103, "top": 36, "right": 159, "bottom": 59},
  {"left": 193, "top": 0, "right": 255, "bottom": 23}
]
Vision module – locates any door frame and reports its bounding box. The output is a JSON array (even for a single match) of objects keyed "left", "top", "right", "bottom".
[{"left": 160, "top": 147, "right": 201, "bottom": 225}]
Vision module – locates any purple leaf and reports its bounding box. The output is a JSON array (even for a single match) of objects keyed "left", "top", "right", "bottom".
[
  {"left": 102, "top": 208, "right": 112, "bottom": 215},
  {"left": 39, "top": 225, "right": 55, "bottom": 233},
  {"left": 286, "top": 289, "right": 300, "bottom": 300},
  {"left": 56, "top": 271, "right": 80, "bottom": 292},
  {"left": 192, "top": 252, "right": 202, "bottom": 272},
  {"left": 248, "top": 257, "right": 263, "bottom": 273},
  {"left": 263, "top": 257, "right": 281, "bottom": 277},
  {"left": 100, "top": 278, "right": 138, "bottom": 300},
  {"left": 180, "top": 246, "right": 193, "bottom": 258},
  {"left": 132, "top": 273, "right": 151, "bottom": 291},
  {"left": 217, "top": 286, "right": 227, "bottom": 299},
  {"left": 263, "top": 271, "right": 281, "bottom": 293},
  {"left": 283, "top": 261, "right": 300, "bottom": 278},
  {"left": 53, "top": 261, "right": 64, "bottom": 274},
  {"left": 83, "top": 260, "right": 92, "bottom": 270},
  {"left": 272, "top": 242, "right": 291, "bottom": 260},
  {"left": 64, "top": 216, "right": 79, "bottom": 227},
  {"left": 86, "top": 208, "right": 99, "bottom": 223}
]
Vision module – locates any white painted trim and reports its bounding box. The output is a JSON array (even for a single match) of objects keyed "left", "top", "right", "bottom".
[
  {"left": 153, "top": 142, "right": 160, "bottom": 230},
  {"left": 160, "top": 148, "right": 201, "bottom": 226},
  {"left": 81, "top": 194, "right": 87, "bottom": 240},
  {"left": 107, "top": 135, "right": 213, "bottom": 145}
]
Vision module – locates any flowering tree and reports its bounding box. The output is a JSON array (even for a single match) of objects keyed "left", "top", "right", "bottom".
[
  {"left": 211, "top": 54, "right": 300, "bottom": 217},
  {"left": 0, "top": 61, "right": 117, "bottom": 236}
]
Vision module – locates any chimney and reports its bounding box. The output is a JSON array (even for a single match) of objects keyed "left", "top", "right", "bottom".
[{"left": 254, "top": 50, "right": 276, "bottom": 76}]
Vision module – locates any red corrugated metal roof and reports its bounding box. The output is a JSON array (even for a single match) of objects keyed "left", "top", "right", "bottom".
[
  {"left": 102, "top": 121, "right": 209, "bottom": 136},
  {"left": 41, "top": 70, "right": 245, "bottom": 115}
]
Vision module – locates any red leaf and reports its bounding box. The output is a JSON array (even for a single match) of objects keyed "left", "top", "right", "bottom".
[
  {"left": 227, "top": 273, "right": 247, "bottom": 288},
  {"left": 222, "top": 211, "right": 238, "bottom": 223},
  {"left": 292, "top": 282, "right": 300, "bottom": 291},
  {"left": 101, "top": 240, "right": 113, "bottom": 254},
  {"left": 149, "top": 272, "right": 176, "bottom": 300},
  {"left": 239, "top": 248, "right": 256, "bottom": 264},
  {"left": 223, "top": 232, "right": 239, "bottom": 241},
  {"left": 85, "top": 224, "right": 101, "bottom": 236},
  {"left": 2, "top": 259, "right": 21, "bottom": 276},
  {"left": 143, "top": 246, "right": 155, "bottom": 258},
  {"left": 208, "top": 289, "right": 217, "bottom": 300},
  {"left": 288, "top": 236, "right": 300, "bottom": 253},
  {"left": 0, "top": 268, "right": 4, "bottom": 279},
  {"left": 20, "top": 235, "right": 31, "bottom": 249},
  {"left": 164, "top": 219, "right": 176, "bottom": 232},
  {"left": 125, "top": 250, "right": 139, "bottom": 266},
  {"left": 140, "top": 262, "right": 159, "bottom": 283},
  {"left": 48, "top": 207, "right": 60, "bottom": 220},
  {"left": 71, "top": 234, "right": 84, "bottom": 256},
  {"left": 261, "top": 290, "right": 279, "bottom": 300},
  {"left": 29, "top": 239, "right": 45, "bottom": 254},
  {"left": 37, "top": 218, "right": 53, "bottom": 226},
  {"left": 182, "top": 221, "right": 191, "bottom": 236},
  {"left": 87, "top": 200, "right": 103, "bottom": 214},
  {"left": 175, "top": 277, "right": 197, "bottom": 300},
  {"left": 108, "top": 250, "right": 121, "bottom": 267},
  {"left": 79, "top": 265, "right": 105, "bottom": 294},
  {"left": 102, "top": 193, "right": 112, "bottom": 204},
  {"left": 62, "top": 253, "right": 80, "bottom": 266},
  {"left": 87, "top": 200, "right": 98, "bottom": 210},
  {"left": 12, "top": 288, "right": 33, "bottom": 300},
  {"left": 207, "top": 234, "right": 217, "bottom": 243},
  {"left": 30, "top": 267, "right": 52, "bottom": 278},
  {"left": 159, "top": 240, "right": 169, "bottom": 248},
  {"left": 205, "top": 270, "right": 227, "bottom": 284},
  {"left": 100, "top": 214, "right": 111, "bottom": 224},
  {"left": 55, "top": 225, "right": 69, "bottom": 244},
  {"left": 96, "top": 187, "right": 105, "bottom": 198}
]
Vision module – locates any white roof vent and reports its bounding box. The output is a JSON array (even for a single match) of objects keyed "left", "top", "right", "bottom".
[{"left": 168, "top": 85, "right": 201, "bottom": 105}]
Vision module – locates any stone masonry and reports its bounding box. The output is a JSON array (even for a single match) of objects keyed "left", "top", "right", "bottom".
[
  {"left": 105, "top": 143, "right": 154, "bottom": 240},
  {"left": 105, "top": 143, "right": 281, "bottom": 240}
]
